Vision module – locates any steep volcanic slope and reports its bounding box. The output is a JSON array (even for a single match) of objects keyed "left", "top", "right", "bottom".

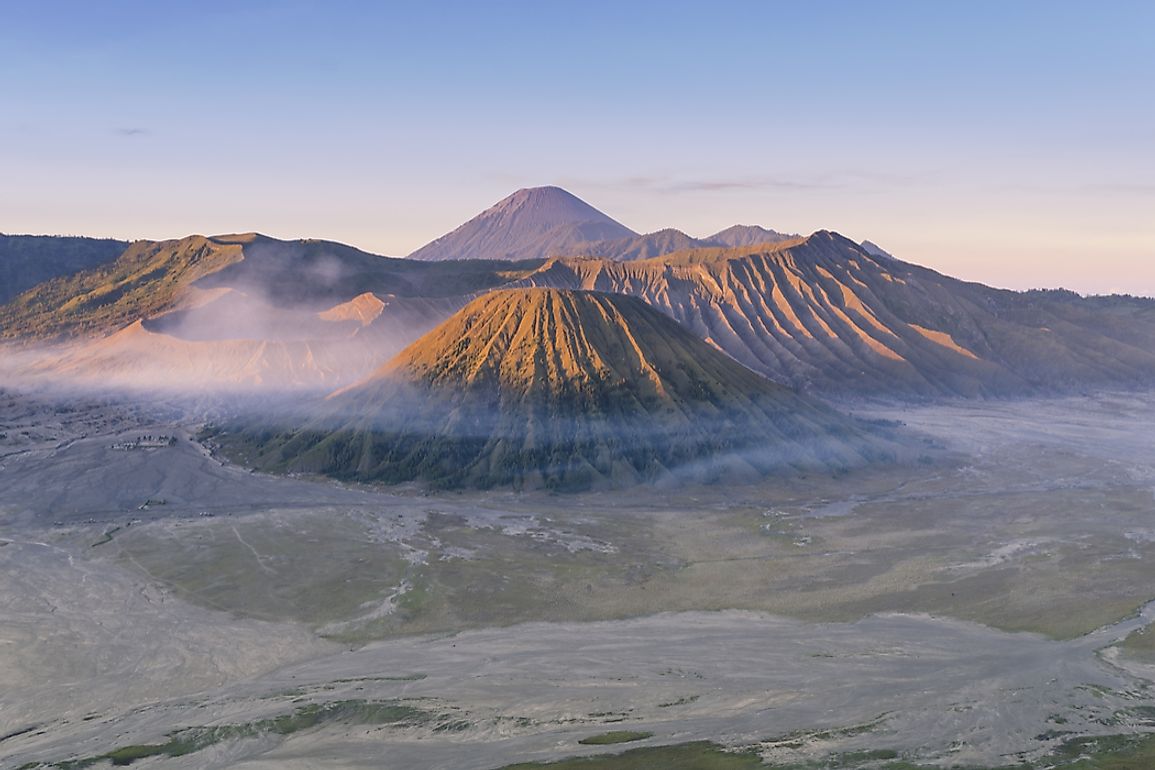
[
  {"left": 231, "top": 289, "right": 894, "bottom": 489},
  {"left": 517, "top": 233, "right": 1155, "bottom": 397},
  {"left": 407, "top": 187, "right": 637, "bottom": 262},
  {"left": 0, "top": 234, "right": 128, "bottom": 304}
]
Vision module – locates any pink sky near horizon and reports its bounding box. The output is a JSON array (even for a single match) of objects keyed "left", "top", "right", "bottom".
[
  {"left": 3, "top": 2, "right": 1152, "bottom": 297},
  {"left": 4, "top": 180, "right": 1151, "bottom": 297}
]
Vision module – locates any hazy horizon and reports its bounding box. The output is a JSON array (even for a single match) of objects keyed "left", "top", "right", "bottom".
[{"left": 4, "top": 1, "right": 1153, "bottom": 296}]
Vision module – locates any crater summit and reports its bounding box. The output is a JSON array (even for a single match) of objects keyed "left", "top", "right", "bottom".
[{"left": 230, "top": 288, "right": 895, "bottom": 489}]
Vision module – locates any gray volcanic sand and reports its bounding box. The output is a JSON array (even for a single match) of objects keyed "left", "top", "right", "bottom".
[
  {"left": 2, "top": 388, "right": 1155, "bottom": 768},
  {"left": 217, "top": 607, "right": 1155, "bottom": 769},
  {"left": 0, "top": 536, "right": 335, "bottom": 723}
]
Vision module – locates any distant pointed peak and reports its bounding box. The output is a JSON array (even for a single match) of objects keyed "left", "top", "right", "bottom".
[
  {"left": 789, "top": 230, "right": 863, "bottom": 254},
  {"left": 513, "top": 184, "right": 571, "bottom": 196},
  {"left": 707, "top": 224, "right": 794, "bottom": 248},
  {"left": 808, "top": 229, "right": 855, "bottom": 244},
  {"left": 498, "top": 184, "right": 591, "bottom": 205},
  {"left": 318, "top": 292, "right": 385, "bottom": 326},
  {"left": 484, "top": 185, "right": 584, "bottom": 215},
  {"left": 793, "top": 231, "right": 896, "bottom": 262},
  {"left": 715, "top": 224, "right": 775, "bottom": 233},
  {"left": 408, "top": 186, "right": 636, "bottom": 261}
]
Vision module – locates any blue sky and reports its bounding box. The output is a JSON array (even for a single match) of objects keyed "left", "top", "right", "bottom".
[{"left": 3, "top": 1, "right": 1153, "bottom": 294}]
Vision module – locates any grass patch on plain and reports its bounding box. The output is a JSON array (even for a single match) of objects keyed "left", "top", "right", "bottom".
[
  {"left": 577, "top": 731, "right": 654, "bottom": 745},
  {"left": 1037, "top": 732, "right": 1155, "bottom": 768},
  {"left": 501, "top": 741, "right": 764, "bottom": 769},
  {"left": 38, "top": 699, "right": 443, "bottom": 768}
]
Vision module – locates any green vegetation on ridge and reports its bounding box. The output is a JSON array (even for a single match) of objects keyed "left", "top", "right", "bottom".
[
  {"left": 578, "top": 731, "right": 654, "bottom": 745},
  {"left": 0, "top": 236, "right": 244, "bottom": 340}
]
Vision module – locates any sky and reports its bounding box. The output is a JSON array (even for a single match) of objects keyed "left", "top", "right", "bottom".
[{"left": 3, "top": 0, "right": 1153, "bottom": 295}]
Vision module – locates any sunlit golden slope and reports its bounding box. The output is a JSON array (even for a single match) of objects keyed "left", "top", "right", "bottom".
[
  {"left": 231, "top": 289, "right": 898, "bottom": 489},
  {"left": 516, "top": 232, "right": 1155, "bottom": 397},
  {"left": 370, "top": 286, "right": 784, "bottom": 404},
  {"left": 0, "top": 236, "right": 246, "bottom": 340}
]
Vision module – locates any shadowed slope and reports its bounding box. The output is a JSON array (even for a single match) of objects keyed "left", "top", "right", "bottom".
[
  {"left": 0, "top": 234, "right": 129, "bottom": 304},
  {"left": 231, "top": 289, "right": 895, "bottom": 489},
  {"left": 408, "top": 187, "right": 637, "bottom": 262}
]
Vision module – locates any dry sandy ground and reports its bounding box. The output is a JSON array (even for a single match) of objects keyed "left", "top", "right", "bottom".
[
  {"left": 2, "top": 387, "right": 1155, "bottom": 768},
  {"left": 9, "top": 603, "right": 1155, "bottom": 770}
]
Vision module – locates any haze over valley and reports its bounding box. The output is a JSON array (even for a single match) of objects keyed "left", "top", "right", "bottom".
[{"left": 4, "top": 3, "right": 1155, "bottom": 768}]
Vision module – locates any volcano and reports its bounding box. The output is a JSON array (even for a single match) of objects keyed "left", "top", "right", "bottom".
[
  {"left": 407, "top": 186, "right": 637, "bottom": 262},
  {"left": 230, "top": 288, "right": 896, "bottom": 489}
]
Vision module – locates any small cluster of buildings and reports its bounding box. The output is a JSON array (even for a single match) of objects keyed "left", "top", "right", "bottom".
[{"left": 110, "top": 434, "right": 178, "bottom": 450}]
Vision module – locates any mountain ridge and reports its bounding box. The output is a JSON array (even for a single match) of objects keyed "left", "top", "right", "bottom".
[
  {"left": 0, "top": 233, "right": 543, "bottom": 341},
  {"left": 554, "top": 227, "right": 718, "bottom": 261},
  {"left": 4, "top": 188, "right": 1155, "bottom": 400},
  {"left": 514, "top": 231, "right": 1155, "bottom": 397}
]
